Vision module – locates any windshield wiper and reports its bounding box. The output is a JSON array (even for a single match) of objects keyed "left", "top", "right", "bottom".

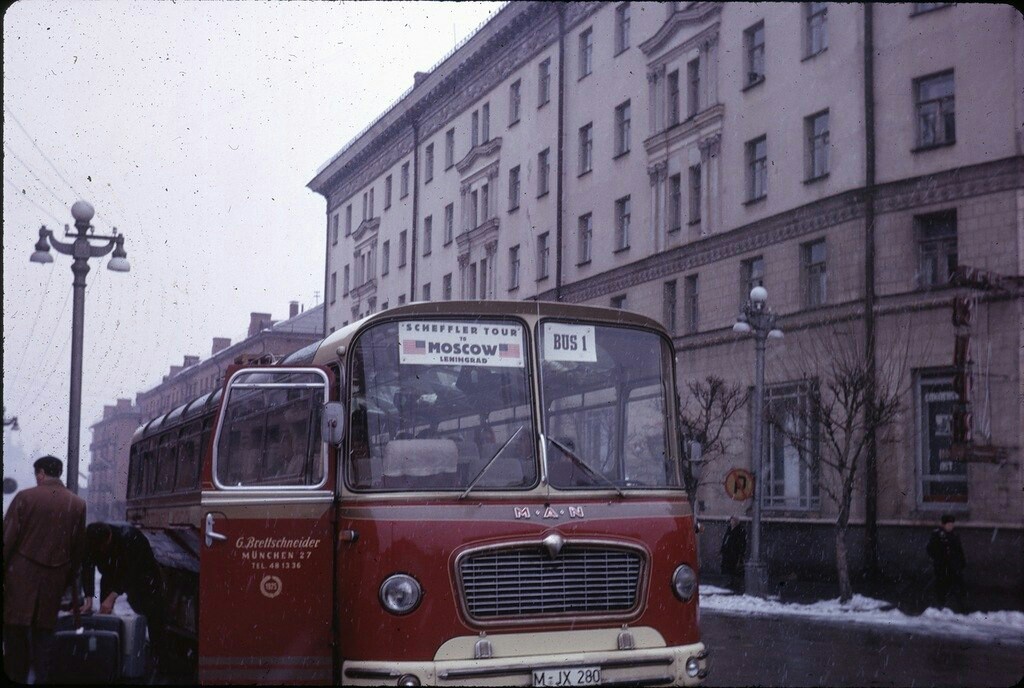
[
  {"left": 545, "top": 435, "right": 624, "bottom": 497},
  {"left": 459, "top": 425, "right": 524, "bottom": 500}
]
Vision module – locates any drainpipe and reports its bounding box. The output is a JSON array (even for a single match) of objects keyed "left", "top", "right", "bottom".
[
  {"left": 411, "top": 118, "right": 420, "bottom": 302},
  {"left": 863, "top": 3, "right": 880, "bottom": 579},
  {"left": 555, "top": 5, "right": 566, "bottom": 302}
]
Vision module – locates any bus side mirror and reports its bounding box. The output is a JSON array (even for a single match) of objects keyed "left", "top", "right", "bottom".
[{"left": 322, "top": 401, "right": 346, "bottom": 446}]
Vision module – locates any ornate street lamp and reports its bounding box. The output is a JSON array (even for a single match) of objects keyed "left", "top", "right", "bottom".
[
  {"left": 29, "top": 200, "right": 130, "bottom": 494},
  {"left": 733, "top": 286, "right": 783, "bottom": 598}
]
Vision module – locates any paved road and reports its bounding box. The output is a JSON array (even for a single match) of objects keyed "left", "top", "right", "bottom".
[{"left": 701, "top": 610, "right": 1023, "bottom": 687}]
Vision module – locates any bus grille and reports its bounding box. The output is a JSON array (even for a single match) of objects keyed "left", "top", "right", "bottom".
[{"left": 459, "top": 544, "right": 644, "bottom": 619}]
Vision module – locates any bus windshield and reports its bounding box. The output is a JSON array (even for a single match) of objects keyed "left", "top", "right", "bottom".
[
  {"left": 540, "top": 321, "right": 681, "bottom": 490},
  {"left": 347, "top": 319, "right": 538, "bottom": 491}
]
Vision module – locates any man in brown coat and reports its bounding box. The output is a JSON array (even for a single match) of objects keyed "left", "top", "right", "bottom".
[{"left": 3, "top": 456, "right": 87, "bottom": 684}]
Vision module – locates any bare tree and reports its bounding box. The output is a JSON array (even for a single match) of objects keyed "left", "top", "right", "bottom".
[
  {"left": 679, "top": 376, "right": 748, "bottom": 510},
  {"left": 770, "top": 327, "right": 907, "bottom": 602}
]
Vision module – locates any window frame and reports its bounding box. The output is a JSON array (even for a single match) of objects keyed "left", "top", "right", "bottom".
[
  {"left": 615, "top": 195, "right": 631, "bottom": 252},
  {"left": 538, "top": 58, "right": 552, "bottom": 107},
  {"left": 684, "top": 274, "right": 699, "bottom": 334},
  {"left": 578, "top": 212, "right": 593, "bottom": 265},
  {"left": 509, "top": 79, "right": 521, "bottom": 125},
  {"left": 744, "top": 21, "right": 765, "bottom": 88},
  {"left": 579, "top": 27, "right": 593, "bottom": 79},
  {"left": 509, "top": 244, "right": 521, "bottom": 290},
  {"left": 538, "top": 148, "right": 551, "bottom": 197},
  {"left": 509, "top": 165, "right": 521, "bottom": 211},
  {"left": 805, "top": 109, "right": 830, "bottom": 182},
  {"left": 537, "top": 231, "right": 550, "bottom": 280},
  {"left": 614, "top": 100, "right": 631, "bottom": 157},
  {"left": 615, "top": 3, "right": 631, "bottom": 55},
  {"left": 746, "top": 135, "right": 768, "bottom": 202},
  {"left": 802, "top": 238, "right": 827, "bottom": 307},
  {"left": 914, "top": 69, "right": 955, "bottom": 150},
  {"left": 578, "top": 122, "right": 593, "bottom": 176},
  {"left": 915, "top": 210, "right": 958, "bottom": 289},
  {"left": 804, "top": 2, "right": 828, "bottom": 59},
  {"left": 425, "top": 143, "right": 434, "bottom": 183}
]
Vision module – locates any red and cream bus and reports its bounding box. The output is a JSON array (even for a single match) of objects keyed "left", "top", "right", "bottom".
[{"left": 126, "top": 301, "right": 708, "bottom": 686}]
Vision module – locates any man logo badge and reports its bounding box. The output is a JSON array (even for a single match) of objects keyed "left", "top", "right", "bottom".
[{"left": 260, "top": 575, "right": 283, "bottom": 599}]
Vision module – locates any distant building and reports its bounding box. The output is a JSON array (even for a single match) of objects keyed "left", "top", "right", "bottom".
[
  {"left": 87, "top": 302, "right": 323, "bottom": 521},
  {"left": 309, "top": 3, "right": 1023, "bottom": 593}
]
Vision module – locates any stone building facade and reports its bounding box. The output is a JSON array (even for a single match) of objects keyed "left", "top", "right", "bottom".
[
  {"left": 308, "top": 3, "right": 1023, "bottom": 594},
  {"left": 87, "top": 302, "right": 323, "bottom": 521}
]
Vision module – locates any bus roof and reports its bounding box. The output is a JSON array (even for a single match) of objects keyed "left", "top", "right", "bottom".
[{"left": 308, "top": 300, "right": 667, "bottom": 366}]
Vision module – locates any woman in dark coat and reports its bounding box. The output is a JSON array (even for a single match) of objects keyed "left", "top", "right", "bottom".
[{"left": 720, "top": 516, "right": 747, "bottom": 586}]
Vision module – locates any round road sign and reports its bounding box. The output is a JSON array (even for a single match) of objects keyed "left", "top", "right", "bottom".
[{"left": 724, "top": 468, "right": 754, "bottom": 501}]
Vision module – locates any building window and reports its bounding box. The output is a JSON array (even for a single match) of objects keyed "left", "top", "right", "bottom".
[
  {"left": 399, "top": 230, "right": 408, "bottom": 267},
  {"left": 746, "top": 135, "right": 767, "bottom": 201},
  {"left": 915, "top": 70, "right": 955, "bottom": 148},
  {"left": 509, "top": 79, "right": 521, "bottom": 125},
  {"left": 805, "top": 110, "right": 830, "bottom": 181},
  {"left": 538, "top": 58, "right": 551, "bottom": 107},
  {"left": 802, "top": 239, "right": 827, "bottom": 306},
  {"left": 669, "top": 173, "right": 682, "bottom": 232},
  {"left": 740, "top": 255, "right": 765, "bottom": 304},
  {"left": 509, "top": 165, "right": 521, "bottom": 210},
  {"left": 615, "top": 100, "right": 631, "bottom": 156},
  {"left": 471, "top": 110, "right": 479, "bottom": 148},
  {"left": 400, "top": 162, "right": 410, "bottom": 198},
  {"left": 917, "top": 372, "right": 966, "bottom": 505},
  {"left": 687, "top": 58, "right": 700, "bottom": 118},
  {"left": 537, "top": 232, "right": 550, "bottom": 280},
  {"left": 538, "top": 148, "right": 550, "bottom": 197},
  {"left": 688, "top": 164, "right": 702, "bottom": 224},
  {"left": 445, "top": 128, "right": 455, "bottom": 169},
  {"left": 805, "top": 2, "right": 828, "bottom": 57},
  {"left": 362, "top": 192, "right": 368, "bottom": 221},
  {"left": 684, "top": 274, "right": 699, "bottom": 333},
  {"left": 615, "top": 195, "right": 631, "bottom": 251},
  {"left": 667, "top": 70, "right": 680, "bottom": 127},
  {"left": 610, "top": 294, "right": 627, "bottom": 309},
  {"left": 444, "top": 203, "right": 454, "bottom": 244},
  {"left": 579, "top": 27, "right": 593, "bottom": 79},
  {"left": 385, "top": 175, "right": 393, "bottom": 209},
  {"left": 470, "top": 188, "right": 479, "bottom": 229},
  {"left": 482, "top": 102, "right": 490, "bottom": 143},
  {"left": 764, "top": 381, "right": 821, "bottom": 510},
  {"left": 332, "top": 271, "right": 338, "bottom": 303},
  {"left": 579, "top": 123, "right": 593, "bottom": 175},
  {"left": 425, "top": 143, "right": 434, "bottom": 183},
  {"left": 423, "top": 216, "right": 432, "bottom": 256},
  {"left": 381, "top": 240, "right": 390, "bottom": 276},
  {"left": 422, "top": 283, "right": 431, "bottom": 302},
  {"left": 615, "top": 3, "right": 630, "bottom": 54},
  {"left": 578, "top": 213, "right": 592, "bottom": 264},
  {"left": 916, "top": 210, "right": 957, "bottom": 287},
  {"left": 443, "top": 273, "right": 452, "bottom": 300},
  {"left": 398, "top": 294, "right": 406, "bottom": 306},
  {"left": 481, "top": 184, "right": 490, "bottom": 222},
  {"left": 509, "top": 245, "right": 520, "bottom": 290},
  {"left": 744, "top": 21, "right": 765, "bottom": 86},
  {"left": 331, "top": 213, "right": 339, "bottom": 245},
  {"left": 342, "top": 265, "right": 349, "bottom": 295},
  {"left": 345, "top": 204, "right": 353, "bottom": 236},
  {"left": 663, "top": 280, "right": 678, "bottom": 334}
]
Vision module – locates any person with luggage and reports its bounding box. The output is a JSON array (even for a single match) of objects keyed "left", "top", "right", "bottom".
[
  {"left": 3, "top": 455, "right": 88, "bottom": 684},
  {"left": 78, "top": 522, "right": 167, "bottom": 672}
]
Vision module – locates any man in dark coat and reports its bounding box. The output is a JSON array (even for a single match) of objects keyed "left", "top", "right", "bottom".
[
  {"left": 79, "top": 522, "right": 166, "bottom": 667},
  {"left": 720, "top": 516, "right": 747, "bottom": 587},
  {"left": 926, "top": 514, "right": 967, "bottom": 612},
  {"left": 3, "top": 455, "right": 88, "bottom": 684}
]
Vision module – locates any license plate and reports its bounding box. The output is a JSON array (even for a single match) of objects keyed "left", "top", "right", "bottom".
[{"left": 532, "top": 667, "right": 601, "bottom": 687}]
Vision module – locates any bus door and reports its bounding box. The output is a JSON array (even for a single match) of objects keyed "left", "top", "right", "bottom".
[{"left": 199, "top": 367, "right": 340, "bottom": 684}]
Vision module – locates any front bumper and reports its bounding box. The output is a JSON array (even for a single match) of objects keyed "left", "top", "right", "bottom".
[{"left": 342, "top": 641, "right": 709, "bottom": 686}]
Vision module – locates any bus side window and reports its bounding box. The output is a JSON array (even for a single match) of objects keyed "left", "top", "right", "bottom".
[
  {"left": 156, "top": 433, "right": 178, "bottom": 494},
  {"left": 175, "top": 423, "right": 200, "bottom": 492},
  {"left": 127, "top": 445, "right": 140, "bottom": 499},
  {"left": 143, "top": 444, "right": 157, "bottom": 496}
]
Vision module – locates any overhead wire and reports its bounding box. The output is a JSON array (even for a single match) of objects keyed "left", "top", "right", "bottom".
[{"left": 4, "top": 143, "right": 74, "bottom": 210}]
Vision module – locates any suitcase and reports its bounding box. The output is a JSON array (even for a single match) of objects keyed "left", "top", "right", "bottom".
[
  {"left": 55, "top": 612, "right": 124, "bottom": 635},
  {"left": 50, "top": 628, "right": 121, "bottom": 684},
  {"left": 119, "top": 613, "right": 150, "bottom": 679}
]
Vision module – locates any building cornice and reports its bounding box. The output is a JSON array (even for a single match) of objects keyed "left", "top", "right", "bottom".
[
  {"left": 640, "top": 2, "right": 722, "bottom": 56},
  {"left": 538, "top": 156, "right": 1024, "bottom": 304},
  {"left": 456, "top": 216, "right": 500, "bottom": 255},
  {"left": 352, "top": 216, "right": 380, "bottom": 243},
  {"left": 456, "top": 137, "right": 502, "bottom": 175}
]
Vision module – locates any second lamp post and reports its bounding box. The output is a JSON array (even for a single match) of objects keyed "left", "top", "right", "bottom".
[{"left": 733, "top": 285, "right": 783, "bottom": 598}]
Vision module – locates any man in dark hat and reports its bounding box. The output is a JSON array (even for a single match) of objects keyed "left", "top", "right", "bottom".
[
  {"left": 926, "top": 514, "right": 968, "bottom": 612},
  {"left": 3, "top": 456, "right": 88, "bottom": 683}
]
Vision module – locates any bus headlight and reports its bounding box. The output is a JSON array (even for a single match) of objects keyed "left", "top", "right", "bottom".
[
  {"left": 685, "top": 657, "right": 700, "bottom": 678},
  {"left": 672, "top": 564, "right": 697, "bottom": 601},
  {"left": 379, "top": 574, "right": 422, "bottom": 615}
]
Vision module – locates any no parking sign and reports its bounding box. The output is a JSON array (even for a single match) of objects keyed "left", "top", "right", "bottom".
[{"left": 724, "top": 468, "right": 754, "bottom": 501}]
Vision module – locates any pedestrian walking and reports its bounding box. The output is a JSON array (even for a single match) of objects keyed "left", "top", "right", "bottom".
[
  {"left": 720, "top": 516, "right": 747, "bottom": 588},
  {"left": 78, "top": 522, "right": 167, "bottom": 671},
  {"left": 3, "top": 456, "right": 87, "bottom": 684},
  {"left": 926, "top": 514, "right": 967, "bottom": 612}
]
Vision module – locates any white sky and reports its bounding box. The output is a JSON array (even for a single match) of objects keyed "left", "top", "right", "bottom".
[{"left": 2, "top": 0, "right": 501, "bottom": 490}]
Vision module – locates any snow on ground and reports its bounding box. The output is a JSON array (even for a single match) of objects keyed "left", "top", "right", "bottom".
[{"left": 699, "top": 585, "right": 1024, "bottom": 645}]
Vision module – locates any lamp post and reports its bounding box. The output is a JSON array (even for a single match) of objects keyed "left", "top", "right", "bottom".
[
  {"left": 30, "top": 200, "right": 130, "bottom": 495},
  {"left": 733, "top": 285, "right": 783, "bottom": 598}
]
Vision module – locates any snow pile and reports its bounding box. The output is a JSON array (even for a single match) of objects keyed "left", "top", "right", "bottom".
[{"left": 700, "top": 585, "right": 1024, "bottom": 645}]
